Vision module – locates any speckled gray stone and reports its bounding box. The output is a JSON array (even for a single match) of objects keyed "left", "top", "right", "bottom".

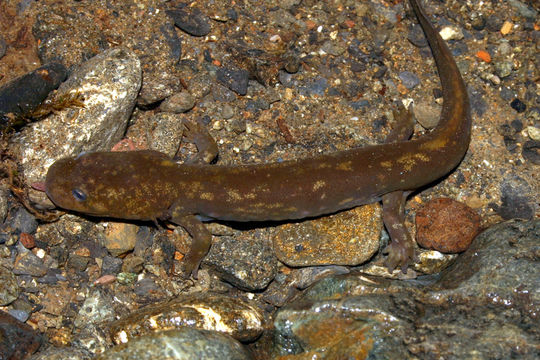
[{"left": 96, "top": 328, "right": 252, "bottom": 360}]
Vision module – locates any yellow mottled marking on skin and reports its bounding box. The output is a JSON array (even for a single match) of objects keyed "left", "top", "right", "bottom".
[
  {"left": 245, "top": 192, "right": 259, "bottom": 199},
  {"left": 228, "top": 189, "right": 243, "bottom": 201},
  {"left": 316, "top": 162, "right": 332, "bottom": 169},
  {"left": 320, "top": 193, "right": 326, "bottom": 200},
  {"left": 420, "top": 136, "right": 448, "bottom": 151},
  {"left": 336, "top": 160, "right": 353, "bottom": 171},
  {"left": 160, "top": 159, "right": 175, "bottom": 167},
  {"left": 313, "top": 180, "right": 326, "bottom": 191},
  {"left": 396, "top": 152, "right": 431, "bottom": 171},
  {"left": 381, "top": 160, "right": 393, "bottom": 169},
  {"left": 200, "top": 192, "right": 214, "bottom": 201}
]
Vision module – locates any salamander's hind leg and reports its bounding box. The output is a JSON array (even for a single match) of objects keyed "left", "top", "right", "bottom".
[
  {"left": 170, "top": 213, "right": 212, "bottom": 279},
  {"left": 382, "top": 191, "right": 416, "bottom": 273},
  {"left": 182, "top": 120, "right": 219, "bottom": 164},
  {"left": 382, "top": 103, "right": 416, "bottom": 273}
]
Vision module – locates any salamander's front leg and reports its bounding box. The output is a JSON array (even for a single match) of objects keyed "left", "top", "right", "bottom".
[
  {"left": 382, "top": 103, "right": 416, "bottom": 273},
  {"left": 170, "top": 213, "right": 212, "bottom": 278},
  {"left": 183, "top": 121, "right": 219, "bottom": 164}
]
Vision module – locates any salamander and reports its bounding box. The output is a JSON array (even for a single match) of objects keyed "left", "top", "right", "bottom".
[{"left": 44, "top": 0, "right": 471, "bottom": 277}]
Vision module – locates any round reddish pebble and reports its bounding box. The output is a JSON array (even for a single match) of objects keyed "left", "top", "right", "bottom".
[
  {"left": 19, "top": 233, "right": 36, "bottom": 249},
  {"left": 416, "top": 198, "right": 481, "bottom": 253}
]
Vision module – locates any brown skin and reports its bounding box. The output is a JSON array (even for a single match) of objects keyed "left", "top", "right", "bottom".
[{"left": 45, "top": 0, "right": 471, "bottom": 277}]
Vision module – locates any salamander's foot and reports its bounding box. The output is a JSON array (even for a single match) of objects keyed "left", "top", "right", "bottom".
[
  {"left": 183, "top": 120, "right": 219, "bottom": 164},
  {"left": 383, "top": 240, "right": 416, "bottom": 273}
]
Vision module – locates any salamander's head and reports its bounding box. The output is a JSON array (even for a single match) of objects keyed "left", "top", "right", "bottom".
[
  {"left": 45, "top": 153, "right": 113, "bottom": 216},
  {"left": 45, "top": 150, "right": 173, "bottom": 220}
]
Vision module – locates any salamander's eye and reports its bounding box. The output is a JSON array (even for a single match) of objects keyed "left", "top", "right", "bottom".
[{"left": 72, "top": 188, "right": 87, "bottom": 202}]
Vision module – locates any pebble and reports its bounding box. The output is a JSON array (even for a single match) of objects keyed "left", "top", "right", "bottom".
[
  {"left": 510, "top": 98, "right": 526, "bottom": 113},
  {"left": 494, "top": 175, "right": 535, "bottom": 220},
  {"left": 203, "top": 230, "right": 277, "bottom": 291},
  {"left": 101, "top": 255, "right": 123, "bottom": 275},
  {"left": 98, "top": 328, "right": 252, "bottom": 360},
  {"left": 0, "top": 310, "right": 42, "bottom": 359},
  {"left": 109, "top": 293, "right": 264, "bottom": 343},
  {"left": 273, "top": 204, "right": 381, "bottom": 267},
  {"left": 216, "top": 67, "right": 249, "bottom": 96},
  {"left": 522, "top": 140, "right": 540, "bottom": 165},
  {"left": 413, "top": 100, "right": 441, "bottom": 129},
  {"left": 159, "top": 91, "right": 196, "bottom": 113},
  {"left": 73, "top": 290, "right": 115, "bottom": 328},
  {"left": 0, "top": 265, "right": 19, "bottom": 306},
  {"left": 144, "top": 112, "right": 185, "bottom": 157},
  {"left": 416, "top": 198, "right": 481, "bottom": 253},
  {"left": 398, "top": 71, "right": 420, "bottom": 89},
  {"left": 167, "top": 7, "right": 211, "bottom": 37},
  {"left": 13, "top": 251, "right": 48, "bottom": 277},
  {"left": 0, "top": 37, "right": 5, "bottom": 59},
  {"left": 102, "top": 222, "right": 139, "bottom": 257}
]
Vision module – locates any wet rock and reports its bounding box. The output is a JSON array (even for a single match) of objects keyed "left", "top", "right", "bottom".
[
  {"left": 204, "top": 230, "right": 277, "bottom": 291},
  {"left": 0, "top": 265, "right": 19, "bottom": 305},
  {"left": 273, "top": 204, "right": 381, "bottom": 267},
  {"left": 167, "top": 8, "right": 211, "bottom": 37},
  {"left": 11, "top": 48, "right": 141, "bottom": 205},
  {"left": 109, "top": 293, "right": 264, "bottom": 343},
  {"left": 0, "top": 310, "right": 42, "bottom": 360},
  {"left": 416, "top": 198, "right": 481, "bottom": 253},
  {"left": 216, "top": 67, "right": 249, "bottom": 96},
  {"left": 98, "top": 328, "right": 252, "bottom": 360}
]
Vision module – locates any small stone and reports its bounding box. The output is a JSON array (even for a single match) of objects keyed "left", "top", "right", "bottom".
[
  {"left": 13, "top": 251, "right": 48, "bottom": 277},
  {"left": 159, "top": 91, "right": 196, "bottom": 113},
  {"left": 510, "top": 98, "right": 526, "bottom": 113},
  {"left": 67, "top": 254, "right": 90, "bottom": 272},
  {"left": 101, "top": 256, "right": 123, "bottom": 275},
  {"left": 216, "top": 67, "right": 249, "bottom": 95},
  {"left": 204, "top": 231, "right": 277, "bottom": 291},
  {"left": 0, "top": 37, "right": 6, "bottom": 59},
  {"left": 19, "top": 233, "right": 35, "bottom": 249},
  {"left": 0, "top": 311, "right": 42, "bottom": 359},
  {"left": 103, "top": 222, "right": 139, "bottom": 257},
  {"left": 274, "top": 204, "right": 381, "bottom": 267},
  {"left": 416, "top": 198, "right": 481, "bottom": 253},
  {"left": 97, "top": 328, "right": 251, "bottom": 360},
  {"left": 439, "top": 26, "right": 464, "bottom": 41},
  {"left": 121, "top": 255, "right": 144, "bottom": 274},
  {"left": 109, "top": 293, "right": 264, "bottom": 344},
  {"left": 0, "top": 266, "right": 20, "bottom": 306},
  {"left": 398, "top": 71, "right": 420, "bottom": 89},
  {"left": 167, "top": 8, "right": 211, "bottom": 37},
  {"left": 521, "top": 141, "right": 540, "bottom": 165}
]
